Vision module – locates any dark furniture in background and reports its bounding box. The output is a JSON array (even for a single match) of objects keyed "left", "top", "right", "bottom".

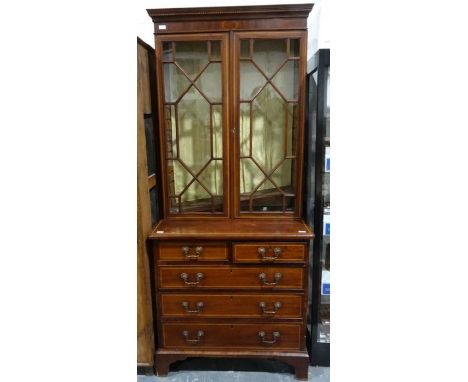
[
  {"left": 146, "top": 4, "right": 314, "bottom": 380},
  {"left": 305, "top": 48, "right": 330, "bottom": 366}
]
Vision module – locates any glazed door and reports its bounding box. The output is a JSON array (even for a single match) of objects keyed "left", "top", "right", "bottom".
[
  {"left": 156, "top": 34, "right": 229, "bottom": 217},
  {"left": 233, "top": 32, "right": 307, "bottom": 217}
]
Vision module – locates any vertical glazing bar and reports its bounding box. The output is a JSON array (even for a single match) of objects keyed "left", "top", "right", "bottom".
[
  {"left": 210, "top": 104, "right": 213, "bottom": 159},
  {"left": 284, "top": 102, "right": 289, "bottom": 158},
  {"left": 207, "top": 40, "right": 212, "bottom": 62},
  {"left": 175, "top": 104, "right": 180, "bottom": 159},
  {"left": 286, "top": 38, "right": 290, "bottom": 58},
  {"left": 249, "top": 102, "right": 253, "bottom": 157},
  {"left": 249, "top": 39, "right": 254, "bottom": 59}
]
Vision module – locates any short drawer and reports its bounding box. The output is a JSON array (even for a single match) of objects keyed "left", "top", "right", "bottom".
[
  {"left": 162, "top": 322, "right": 301, "bottom": 350},
  {"left": 233, "top": 242, "right": 306, "bottom": 263},
  {"left": 158, "top": 242, "right": 228, "bottom": 262},
  {"left": 158, "top": 266, "right": 304, "bottom": 290},
  {"left": 160, "top": 293, "right": 303, "bottom": 318}
]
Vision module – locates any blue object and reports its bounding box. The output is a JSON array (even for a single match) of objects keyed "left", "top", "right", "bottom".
[
  {"left": 324, "top": 222, "right": 330, "bottom": 236},
  {"left": 322, "top": 283, "right": 330, "bottom": 295}
]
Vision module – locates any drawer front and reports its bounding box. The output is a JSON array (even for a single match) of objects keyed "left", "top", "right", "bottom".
[
  {"left": 160, "top": 293, "right": 303, "bottom": 318},
  {"left": 233, "top": 243, "right": 306, "bottom": 263},
  {"left": 158, "top": 242, "right": 228, "bottom": 262},
  {"left": 159, "top": 266, "right": 304, "bottom": 290},
  {"left": 162, "top": 322, "right": 301, "bottom": 350}
]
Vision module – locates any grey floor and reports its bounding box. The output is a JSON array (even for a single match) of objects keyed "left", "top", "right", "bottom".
[{"left": 138, "top": 358, "right": 329, "bottom": 382}]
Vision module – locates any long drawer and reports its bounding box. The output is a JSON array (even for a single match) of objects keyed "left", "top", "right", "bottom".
[
  {"left": 162, "top": 322, "right": 302, "bottom": 350},
  {"left": 233, "top": 242, "right": 306, "bottom": 263},
  {"left": 158, "top": 266, "right": 304, "bottom": 290},
  {"left": 160, "top": 293, "right": 303, "bottom": 318},
  {"left": 158, "top": 242, "right": 228, "bottom": 262}
]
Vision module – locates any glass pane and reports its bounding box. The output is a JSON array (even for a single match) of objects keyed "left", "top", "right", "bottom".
[
  {"left": 239, "top": 103, "right": 250, "bottom": 157},
  {"left": 194, "top": 63, "right": 221, "bottom": 102},
  {"left": 325, "top": 67, "right": 330, "bottom": 137},
  {"left": 212, "top": 105, "right": 223, "bottom": 158},
  {"left": 177, "top": 86, "right": 211, "bottom": 173},
  {"left": 239, "top": 61, "right": 266, "bottom": 101},
  {"left": 290, "top": 39, "right": 300, "bottom": 57},
  {"left": 199, "top": 160, "right": 223, "bottom": 195},
  {"left": 169, "top": 197, "right": 179, "bottom": 214},
  {"left": 213, "top": 196, "right": 223, "bottom": 212},
  {"left": 318, "top": 62, "right": 330, "bottom": 344},
  {"left": 251, "top": 84, "right": 287, "bottom": 173},
  {"left": 285, "top": 195, "right": 295, "bottom": 211},
  {"left": 149, "top": 187, "right": 159, "bottom": 226},
  {"left": 210, "top": 41, "right": 221, "bottom": 61},
  {"left": 164, "top": 105, "right": 177, "bottom": 158},
  {"left": 144, "top": 115, "right": 156, "bottom": 175},
  {"left": 163, "top": 42, "right": 174, "bottom": 62},
  {"left": 162, "top": 40, "right": 224, "bottom": 214},
  {"left": 175, "top": 41, "right": 209, "bottom": 79},
  {"left": 167, "top": 160, "right": 193, "bottom": 196},
  {"left": 239, "top": 37, "right": 300, "bottom": 214},
  {"left": 239, "top": 158, "right": 264, "bottom": 195},
  {"left": 252, "top": 180, "right": 283, "bottom": 212},
  {"left": 271, "top": 60, "right": 299, "bottom": 101},
  {"left": 287, "top": 103, "right": 298, "bottom": 157},
  {"left": 271, "top": 158, "right": 295, "bottom": 193},
  {"left": 180, "top": 180, "right": 211, "bottom": 212},
  {"left": 252, "top": 39, "right": 287, "bottom": 77},
  {"left": 240, "top": 39, "right": 250, "bottom": 59},
  {"left": 163, "top": 63, "right": 190, "bottom": 103}
]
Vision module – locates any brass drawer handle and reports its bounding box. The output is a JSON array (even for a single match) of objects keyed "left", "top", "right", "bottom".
[
  {"left": 181, "top": 301, "right": 204, "bottom": 313},
  {"left": 258, "top": 247, "right": 282, "bottom": 261},
  {"left": 181, "top": 246, "right": 203, "bottom": 260},
  {"left": 258, "top": 272, "right": 282, "bottom": 286},
  {"left": 180, "top": 272, "right": 204, "bottom": 286},
  {"left": 259, "top": 301, "right": 282, "bottom": 314},
  {"left": 258, "top": 331, "right": 280, "bottom": 345},
  {"left": 182, "top": 330, "right": 204, "bottom": 345}
]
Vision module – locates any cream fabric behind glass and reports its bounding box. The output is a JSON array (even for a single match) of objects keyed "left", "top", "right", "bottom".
[
  {"left": 240, "top": 93, "right": 293, "bottom": 195},
  {"left": 239, "top": 39, "right": 296, "bottom": 196},
  {"left": 166, "top": 39, "right": 295, "bottom": 204},
  {"left": 165, "top": 41, "right": 223, "bottom": 204},
  {"left": 174, "top": 106, "right": 223, "bottom": 202}
]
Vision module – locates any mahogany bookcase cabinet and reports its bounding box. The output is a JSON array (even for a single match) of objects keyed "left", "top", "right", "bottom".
[{"left": 147, "top": 4, "right": 314, "bottom": 380}]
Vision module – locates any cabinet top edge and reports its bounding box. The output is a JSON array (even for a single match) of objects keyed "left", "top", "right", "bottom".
[{"left": 147, "top": 4, "right": 314, "bottom": 22}]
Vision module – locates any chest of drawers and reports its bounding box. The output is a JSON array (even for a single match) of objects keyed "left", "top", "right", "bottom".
[{"left": 149, "top": 219, "right": 313, "bottom": 380}]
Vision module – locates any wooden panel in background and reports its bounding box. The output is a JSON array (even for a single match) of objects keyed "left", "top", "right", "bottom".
[{"left": 137, "top": 38, "right": 155, "bottom": 368}]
